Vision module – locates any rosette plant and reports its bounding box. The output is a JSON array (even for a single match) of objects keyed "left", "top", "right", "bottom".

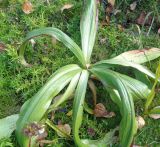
[{"left": 1, "top": 0, "right": 160, "bottom": 147}]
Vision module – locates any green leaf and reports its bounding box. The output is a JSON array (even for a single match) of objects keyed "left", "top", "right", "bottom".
[
  {"left": 48, "top": 72, "right": 81, "bottom": 112},
  {"left": 16, "top": 64, "right": 82, "bottom": 147},
  {"left": 81, "top": 127, "right": 118, "bottom": 147},
  {"left": 90, "top": 67, "right": 137, "bottom": 147},
  {"left": 109, "top": 48, "right": 160, "bottom": 64},
  {"left": 19, "top": 27, "right": 85, "bottom": 67},
  {"left": 95, "top": 59, "right": 156, "bottom": 79},
  {"left": 149, "top": 106, "right": 160, "bottom": 114},
  {"left": 0, "top": 114, "right": 19, "bottom": 139},
  {"left": 145, "top": 64, "right": 160, "bottom": 112},
  {"left": 80, "top": 0, "right": 98, "bottom": 63},
  {"left": 73, "top": 70, "right": 89, "bottom": 147}
]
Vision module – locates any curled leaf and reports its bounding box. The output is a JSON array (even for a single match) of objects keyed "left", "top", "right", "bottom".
[
  {"left": 22, "top": 1, "right": 33, "bottom": 14},
  {"left": 94, "top": 103, "right": 115, "bottom": 118},
  {"left": 0, "top": 42, "right": 6, "bottom": 52}
]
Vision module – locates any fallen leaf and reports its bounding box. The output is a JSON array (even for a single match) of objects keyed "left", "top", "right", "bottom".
[
  {"left": 158, "top": 28, "right": 160, "bottom": 34},
  {"left": 136, "top": 116, "right": 145, "bottom": 129},
  {"left": 108, "top": 0, "right": 115, "bottom": 7},
  {"left": 61, "top": 4, "right": 73, "bottom": 12},
  {"left": 105, "top": 15, "right": 110, "bottom": 25},
  {"left": 22, "top": 1, "right": 33, "bottom": 14},
  {"left": 29, "top": 39, "right": 36, "bottom": 47},
  {"left": 113, "top": 9, "right": 121, "bottom": 15},
  {"left": 136, "top": 12, "right": 152, "bottom": 26},
  {"left": 0, "top": 42, "right": 6, "bottom": 52},
  {"left": 57, "top": 124, "right": 71, "bottom": 137},
  {"left": 117, "top": 24, "right": 124, "bottom": 32},
  {"left": 94, "top": 103, "right": 115, "bottom": 118},
  {"left": 106, "top": 4, "right": 114, "bottom": 14},
  {"left": 87, "top": 128, "right": 95, "bottom": 137},
  {"left": 130, "top": 1, "right": 137, "bottom": 11},
  {"left": 149, "top": 114, "right": 160, "bottom": 120}
]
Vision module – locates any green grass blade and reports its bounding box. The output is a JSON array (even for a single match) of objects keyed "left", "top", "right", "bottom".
[
  {"left": 90, "top": 67, "right": 137, "bottom": 147},
  {"left": 19, "top": 27, "right": 85, "bottom": 66},
  {"left": 16, "top": 64, "right": 82, "bottom": 147},
  {"left": 72, "top": 70, "right": 89, "bottom": 147},
  {"left": 80, "top": 0, "right": 98, "bottom": 63}
]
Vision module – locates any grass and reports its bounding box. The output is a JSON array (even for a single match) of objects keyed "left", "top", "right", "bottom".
[{"left": 0, "top": 0, "right": 160, "bottom": 146}]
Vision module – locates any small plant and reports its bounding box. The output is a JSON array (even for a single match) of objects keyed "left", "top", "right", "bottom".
[{"left": 1, "top": 0, "right": 160, "bottom": 147}]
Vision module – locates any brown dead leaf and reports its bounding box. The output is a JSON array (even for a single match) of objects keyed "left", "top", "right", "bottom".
[
  {"left": 106, "top": 4, "right": 114, "bottom": 14},
  {"left": 149, "top": 114, "right": 160, "bottom": 120},
  {"left": 61, "top": 4, "right": 73, "bottom": 12},
  {"left": 117, "top": 24, "right": 124, "bottom": 32},
  {"left": 136, "top": 12, "right": 152, "bottom": 26},
  {"left": 94, "top": 103, "right": 115, "bottom": 118},
  {"left": 0, "top": 42, "right": 6, "bottom": 52},
  {"left": 108, "top": 0, "right": 115, "bottom": 7},
  {"left": 130, "top": 1, "right": 137, "bottom": 11},
  {"left": 22, "top": 1, "right": 33, "bottom": 14},
  {"left": 57, "top": 124, "right": 71, "bottom": 137}
]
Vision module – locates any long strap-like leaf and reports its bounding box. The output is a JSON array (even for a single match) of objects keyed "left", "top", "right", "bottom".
[
  {"left": 95, "top": 59, "right": 156, "bottom": 79},
  {"left": 73, "top": 70, "right": 89, "bottom": 147},
  {"left": 16, "top": 64, "right": 82, "bottom": 147},
  {"left": 90, "top": 67, "right": 137, "bottom": 147},
  {"left": 80, "top": 0, "right": 98, "bottom": 63},
  {"left": 19, "top": 27, "right": 85, "bottom": 66}
]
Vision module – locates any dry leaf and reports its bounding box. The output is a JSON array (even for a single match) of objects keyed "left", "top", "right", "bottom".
[
  {"left": 117, "top": 24, "right": 124, "bottom": 32},
  {"left": 22, "top": 1, "right": 33, "bottom": 14},
  {"left": 158, "top": 28, "right": 160, "bottom": 34},
  {"left": 136, "top": 116, "right": 145, "bottom": 129},
  {"left": 57, "top": 124, "right": 71, "bottom": 137},
  {"left": 106, "top": 4, "right": 114, "bottom": 14},
  {"left": 130, "top": 1, "right": 137, "bottom": 11},
  {"left": 136, "top": 12, "right": 152, "bottom": 26},
  {"left": 29, "top": 39, "right": 36, "bottom": 47},
  {"left": 108, "top": 0, "right": 115, "bottom": 6},
  {"left": 0, "top": 42, "right": 6, "bottom": 52},
  {"left": 87, "top": 128, "right": 95, "bottom": 137},
  {"left": 51, "top": 37, "right": 57, "bottom": 45},
  {"left": 94, "top": 103, "right": 115, "bottom": 118},
  {"left": 61, "top": 4, "right": 73, "bottom": 12},
  {"left": 113, "top": 9, "right": 121, "bottom": 15},
  {"left": 149, "top": 114, "right": 160, "bottom": 120}
]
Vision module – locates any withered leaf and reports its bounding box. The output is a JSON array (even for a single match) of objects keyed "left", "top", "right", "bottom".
[
  {"left": 149, "top": 114, "right": 160, "bottom": 120},
  {"left": 57, "top": 124, "right": 71, "bottom": 137},
  {"left": 136, "top": 12, "right": 152, "bottom": 26},
  {"left": 94, "top": 103, "right": 115, "bottom": 118},
  {"left": 61, "top": 4, "right": 73, "bottom": 12},
  {"left": 108, "top": 0, "right": 115, "bottom": 7},
  {"left": 0, "top": 43, "right": 6, "bottom": 52},
  {"left": 22, "top": 1, "right": 33, "bottom": 14},
  {"left": 130, "top": 1, "right": 137, "bottom": 11}
]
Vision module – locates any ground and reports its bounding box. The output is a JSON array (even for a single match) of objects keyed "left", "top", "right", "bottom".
[{"left": 0, "top": 0, "right": 160, "bottom": 146}]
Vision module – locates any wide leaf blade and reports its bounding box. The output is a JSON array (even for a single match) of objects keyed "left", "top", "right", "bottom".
[
  {"left": 19, "top": 27, "right": 85, "bottom": 66},
  {"left": 109, "top": 48, "right": 160, "bottom": 64},
  {"left": 0, "top": 114, "right": 19, "bottom": 139},
  {"left": 16, "top": 64, "right": 82, "bottom": 147},
  {"left": 90, "top": 67, "right": 137, "bottom": 147},
  {"left": 80, "top": 0, "right": 98, "bottom": 63}
]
